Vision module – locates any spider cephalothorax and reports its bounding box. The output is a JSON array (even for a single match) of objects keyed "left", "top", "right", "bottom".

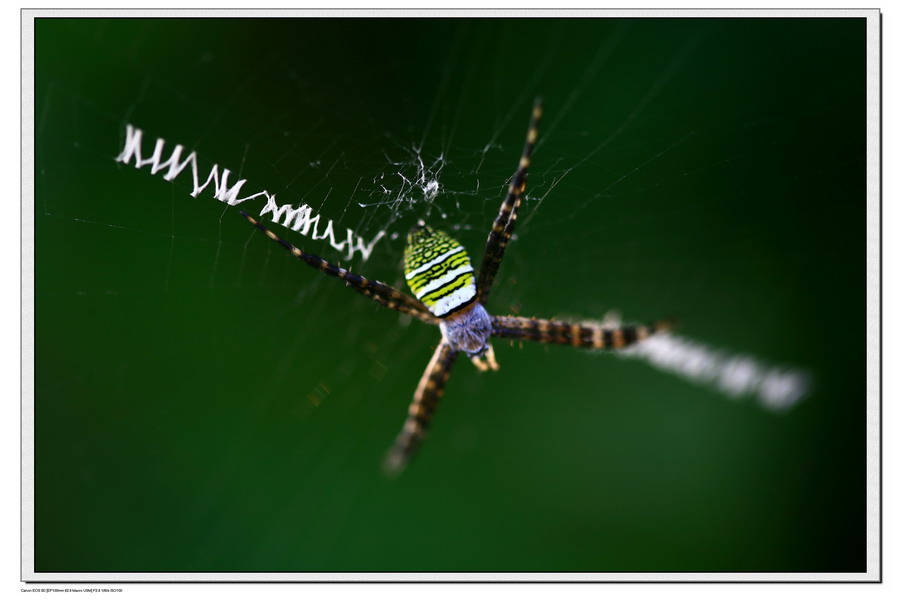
[
  {"left": 241, "top": 98, "right": 670, "bottom": 474},
  {"left": 437, "top": 303, "right": 493, "bottom": 358}
]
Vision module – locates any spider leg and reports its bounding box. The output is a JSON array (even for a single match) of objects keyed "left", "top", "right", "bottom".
[
  {"left": 490, "top": 315, "right": 675, "bottom": 349},
  {"left": 383, "top": 340, "right": 458, "bottom": 475},
  {"left": 476, "top": 98, "right": 543, "bottom": 304},
  {"left": 241, "top": 211, "right": 439, "bottom": 325},
  {"left": 470, "top": 344, "right": 499, "bottom": 371}
]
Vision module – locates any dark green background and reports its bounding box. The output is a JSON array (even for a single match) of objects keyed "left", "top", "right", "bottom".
[{"left": 34, "top": 18, "right": 867, "bottom": 573}]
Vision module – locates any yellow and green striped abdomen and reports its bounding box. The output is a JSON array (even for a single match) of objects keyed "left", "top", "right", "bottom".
[{"left": 404, "top": 224, "right": 477, "bottom": 318}]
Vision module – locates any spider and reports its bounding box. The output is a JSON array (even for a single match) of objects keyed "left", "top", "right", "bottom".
[{"left": 240, "top": 99, "right": 671, "bottom": 474}]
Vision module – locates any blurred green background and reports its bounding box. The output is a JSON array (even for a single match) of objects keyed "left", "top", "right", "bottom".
[{"left": 33, "top": 18, "right": 867, "bottom": 573}]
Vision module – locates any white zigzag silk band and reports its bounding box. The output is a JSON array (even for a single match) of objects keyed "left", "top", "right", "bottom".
[{"left": 116, "top": 124, "right": 385, "bottom": 261}]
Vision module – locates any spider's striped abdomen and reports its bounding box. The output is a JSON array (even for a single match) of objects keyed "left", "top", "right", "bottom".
[{"left": 404, "top": 224, "right": 477, "bottom": 318}]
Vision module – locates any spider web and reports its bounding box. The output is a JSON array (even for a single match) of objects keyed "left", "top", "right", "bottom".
[
  {"left": 32, "top": 17, "right": 867, "bottom": 574},
  {"left": 82, "top": 19, "right": 806, "bottom": 411}
]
